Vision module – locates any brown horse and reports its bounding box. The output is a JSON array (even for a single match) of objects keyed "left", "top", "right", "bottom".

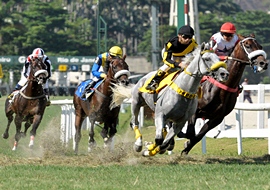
[
  {"left": 73, "top": 55, "right": 130, "bottom": 154},
  {"left": 3, "top": 59, "right": 48, "bottom": 150},
  {"left": 179, "top": 34, "right": 268, "bottom": 155}
]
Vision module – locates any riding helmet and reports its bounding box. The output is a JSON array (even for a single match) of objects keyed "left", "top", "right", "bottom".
[
  {"left": 220, "top": 22, "right": 236, "bottom": 34},
  {"left": 109, "top": 46, "right": 123, "bottom": 58},
  {"left": 32, "top": 48, "right": 45, "bottom": 58},
  {"left": 178, "top": 25, "right": 194, "bottom": 36}
]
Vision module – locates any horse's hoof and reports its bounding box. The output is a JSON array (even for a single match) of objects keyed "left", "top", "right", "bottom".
[
  {"left": 12, "top": 146, "right": 17, "bottom": 151},
  {"left": 2, "top": 134, "right": 9, "bottom": 139},
  {"left": 134, "top": 137, "right": 142, "bottom": 152},
  {"left": 134, "top": 144, "right": 142, "bottom": 152},
  {"left": 168, "top": 150, "right": 173, "bottom": 155},
  {"left": 142, "top": 149, "right": 150, "bottom": 157}
]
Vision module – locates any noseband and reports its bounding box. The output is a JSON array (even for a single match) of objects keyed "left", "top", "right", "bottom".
[
  {"left": 228, "top": 37, "right": 267, "bottom": 66},
  {"left": 109, "top": 59, "right": 130, "bottom": 82}
]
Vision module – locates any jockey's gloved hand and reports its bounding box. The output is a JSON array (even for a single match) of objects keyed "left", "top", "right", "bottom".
[{"left": 100, "top": 73, "right": 107, "bottom": 79}]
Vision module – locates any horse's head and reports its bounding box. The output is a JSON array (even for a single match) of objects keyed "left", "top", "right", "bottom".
[
  {"left": 30, "top": 57, "right": 48, "bottom": 85},
  {"left": 107, "top": 55, "right": 130, "bottom": 86},
  {"left": 233, "top": 34, "right": 268, "bottom": 73},
  {"left": 198, "top": 43, "right": 229, "bottom": 82}
]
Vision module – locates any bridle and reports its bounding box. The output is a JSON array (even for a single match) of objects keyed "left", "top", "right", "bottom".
[
  {"left": 184, "top": 50, "right": 227, "bottom": 78},
  {"left": 109, "top": 58, "right": 130, "bottom": 82},
  {"left": 19, "top": 60, "right": 48, "bottom": 100},
  {"left": 227, "top": 37, "right": 267, "bottom": 66}
]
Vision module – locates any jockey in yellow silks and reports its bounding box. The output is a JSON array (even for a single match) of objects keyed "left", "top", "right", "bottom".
[
  {"left": 146, "top": 25, "right": 198, "bottom": 91},
  {"left": 81, "top": 46, "right": 123, "bottom": 98}
]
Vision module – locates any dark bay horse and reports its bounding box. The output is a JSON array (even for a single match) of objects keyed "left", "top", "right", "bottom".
[
  {"left": 179, "top": 34, "right": 268, "bottom": 155},
  {"left": 3, "top": 59, "right": 48, "bottom": 150},
  {"left": 130, "top": 44, "right": 229, "bottom": 157},
  {"left": 73, "top": 55, "right": 130, "bottom": 154}
]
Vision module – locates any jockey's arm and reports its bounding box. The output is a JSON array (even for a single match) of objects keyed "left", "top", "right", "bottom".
[
  {"left": 23, "top": 62, "right": 30, "bottom": 78},
  {"left": 91, "top": 56, "right": 104, "bottom": 78},
  {"left": 44, "top": 58, "right": 52, "bottom": 79},
  {"left": 163, "top": 50, "right": 177, "bottom": 68}
]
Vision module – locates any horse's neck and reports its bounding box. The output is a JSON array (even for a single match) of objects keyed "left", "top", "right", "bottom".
[
  {"left": 98, "top": 77, "right": 113, "bottom": 97},
  {"left": 226, "top": 50, "right": 247, "bottom": 88},
  {"left": 176, "top": 70, "right": 202, "bottom": 94},
  {"left": 23, "top": 80, "right": 43, "bottom": 96}
]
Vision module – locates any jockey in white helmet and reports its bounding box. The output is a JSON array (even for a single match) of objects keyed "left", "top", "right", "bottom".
[{"left": 10, "top": 48, "right": 52, "bottom": 106}]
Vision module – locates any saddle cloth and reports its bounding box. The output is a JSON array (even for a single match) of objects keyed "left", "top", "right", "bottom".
[
  {"left": 139, "top": 70, "right": 181, "bottom": 94},
  {"left": 75, "top": 79, "right": 102, "bottom": 100}
]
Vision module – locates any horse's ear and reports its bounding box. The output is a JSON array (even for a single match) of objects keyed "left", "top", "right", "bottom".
[
  {"left": 250, "top": 33, "right": 255, "bottom": 38},
  {"left": 123, "top": 54, "right": 126, "bottom": 60}
]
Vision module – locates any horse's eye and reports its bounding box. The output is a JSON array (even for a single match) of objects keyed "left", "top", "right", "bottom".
[{"left": 245, "top": 44, "right": 251, "bottom": 49}]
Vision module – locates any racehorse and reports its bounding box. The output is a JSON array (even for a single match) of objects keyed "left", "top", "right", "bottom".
[
  {"left": 73, "top": 55, "right": 130, "bottom": 154},
  {"left": 179, "top": 34, "right": 268, "bottom": 155},
  {"left": 3, "top": 59, "right": 48, "bottom": 150},
  {"left": 130, "top": 43, "right": 229, "bottom": 157}
]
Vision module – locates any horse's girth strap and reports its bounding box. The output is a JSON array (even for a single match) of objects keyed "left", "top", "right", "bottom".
[{"left": 170, "top": 82, "right": 197, "bottom": 99}]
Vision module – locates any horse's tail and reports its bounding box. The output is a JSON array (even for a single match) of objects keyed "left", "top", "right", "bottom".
[{"left": 110, "top": 84, "right": 134, "bottom": 110}]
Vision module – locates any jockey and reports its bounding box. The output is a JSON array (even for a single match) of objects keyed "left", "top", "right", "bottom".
[
  {"left": 82, "top": 46, "right": 123, "bottom": 98},
  {"left": 10, "top": 48, "right": 52, "bottom": 106},
  {"left": 146, "top": 25, "right": 198, "bottom": 91},
  {"left": 209, "top": 22, "right": 239, "bottom": 61}
]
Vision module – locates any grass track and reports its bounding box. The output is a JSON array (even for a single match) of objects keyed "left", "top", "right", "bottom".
[{"left": 0, "top": 96, "right": 270, "bottom": 189}]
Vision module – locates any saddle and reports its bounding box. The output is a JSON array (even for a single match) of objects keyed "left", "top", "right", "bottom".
[
  {"left": 140, "top": 70, "right": 203, "bottom": 99},
  {"left": 140, "top": 70, "right": 181, "bottom": 94},
  {"left": 75, "top": 79, "right": 103, "bottom": 100}
]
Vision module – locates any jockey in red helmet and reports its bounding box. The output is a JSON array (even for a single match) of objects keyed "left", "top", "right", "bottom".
[{"left": 209, "top": 22, "right": 239, "bottom": 61}]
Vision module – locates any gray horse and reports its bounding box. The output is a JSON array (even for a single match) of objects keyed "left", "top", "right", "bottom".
[{"left": 130, "top": 43, "right": 229, "bottom": 156}]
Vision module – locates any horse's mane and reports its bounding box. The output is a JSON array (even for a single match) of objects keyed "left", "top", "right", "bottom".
[{"left": 181, "top": 45, "right": 201, "bottom": 67}]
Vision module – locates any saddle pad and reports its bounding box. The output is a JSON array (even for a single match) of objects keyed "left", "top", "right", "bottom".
[
  {"left": 75, "top": 79, "right": 102, "bottom": 100},
  {"left": 139, "top": 70, "right": 181, "bottom": 93}
]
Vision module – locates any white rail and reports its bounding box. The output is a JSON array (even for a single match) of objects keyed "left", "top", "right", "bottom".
[{"left": 52, "top": 84, "right": 270, "bottom": 155}]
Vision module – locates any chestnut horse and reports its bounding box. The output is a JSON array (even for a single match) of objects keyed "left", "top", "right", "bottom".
[
  {"left": 3, "top": 59, "right": 48, "bottom": 150},
  {"left": 179, "top": 34, "right": 268, "bottom": 155},
  {"left": 73, "top": 55, "right": 130, "bottom": 154}
]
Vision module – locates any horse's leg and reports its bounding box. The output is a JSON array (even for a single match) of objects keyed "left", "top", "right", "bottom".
[
  {"left": 177, "top": 114, "right": 197, "bottom": 139},
  {"left": 28, "top": 114, "right": 43, "bottom": 149},
  {"left": 142, "top": 113, "right": 166, "bottom": 157},
  {"left": 130, "top": 100, "right": 143, "bottom": 152},
  {"left": 74, "top": 109, "right": 86, "bottom": 154},
  {"left": 159, "top": 121, "right": 185, "bottom": 154},
  {"left": 105, "top": 120, "right": 118, "bottom": 151},
  {"left": 12, "top": 115, "right": 23, "bottom": 151},
  {"left": 21, "top": 121, "right": 31, "bottom": 138},
  {"left": 181, "top": 117, "right": 223, "bottom": 155},
  {"left": 2, "top": 113, "right": 13, "bottom": 139},
  {"left": 88, "top": 118, "right": 97, "bottom": 152}
]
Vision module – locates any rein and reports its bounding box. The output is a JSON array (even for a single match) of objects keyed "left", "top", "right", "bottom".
[
  {"left": 203, "top": 76, "right": 238, "bottom": 93},
  {"left": 19, "top": 91, "right": 45, "bottom": 100},
  {"left": 227, "top": 37, "right": 267, "bottom": 65}
]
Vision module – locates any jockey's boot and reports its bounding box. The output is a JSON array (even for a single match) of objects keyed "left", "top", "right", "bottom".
[
  {"left": 8, "top": 84, "right": 22, "bottom": 99},
  {"left": 82, "top": 80, "right": 96, "bottom": 99},
  {"left": 44, "top": 88, "right": 51, "bottom": 106},
  {"left": 145, "top": 69, "right": 166, "bottom": 91}
]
